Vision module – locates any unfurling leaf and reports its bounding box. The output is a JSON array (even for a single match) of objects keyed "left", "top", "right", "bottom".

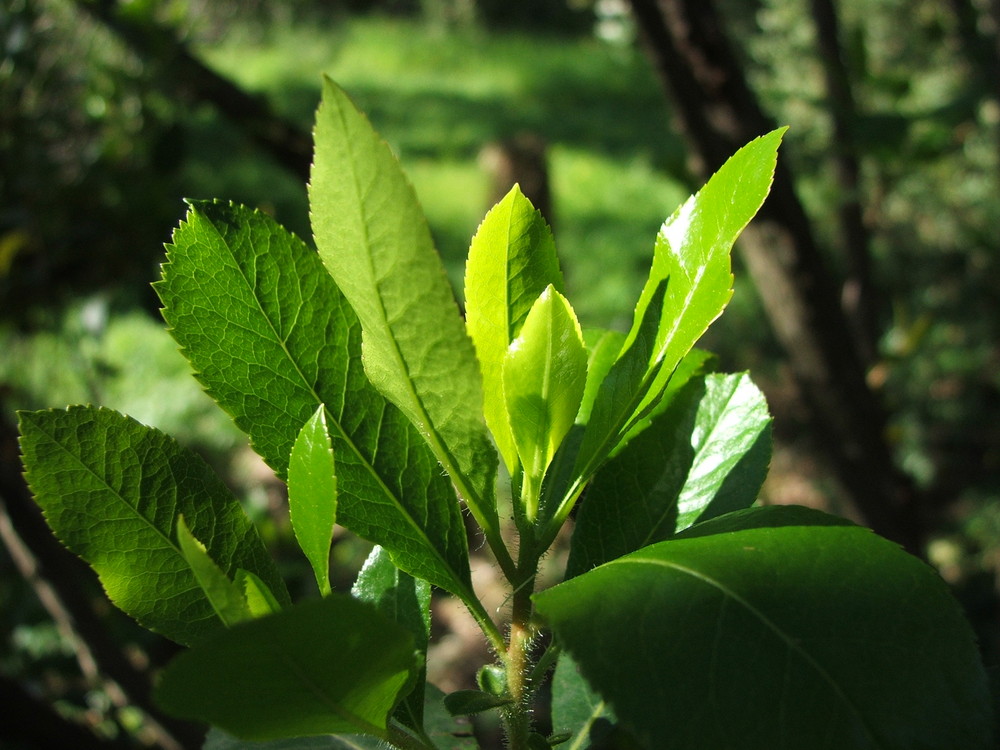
[{"left": 288, "top": 405, "right": 338, "bottom": 596}]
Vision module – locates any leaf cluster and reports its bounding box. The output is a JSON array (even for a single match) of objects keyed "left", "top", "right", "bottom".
[{"left": 16, "top": 79, "right": 993, "bottom": 749}]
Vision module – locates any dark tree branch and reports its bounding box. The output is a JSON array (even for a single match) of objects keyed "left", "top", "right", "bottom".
[
  {"left": 625, "top": 0, "right": 926, "bottom": 554},
  {"left": 74, "top": 0, "right": 312, "bottom": 183},
  {"left": 808, "top": 0, "right": 880, "bottom": 364}
]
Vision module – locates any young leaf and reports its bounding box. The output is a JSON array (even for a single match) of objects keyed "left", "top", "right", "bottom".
[
  {"left": 158, "top": 200, "right": 473, "bottom": 600},
  {"left": 567, "top": 372, "right": 771, "bottom": 576},
  {"left": 576, "top": 328, "right": 626, "bottom": 427},
  {"left": 623, "top": 128, "right": 785, "bottom": 422},
  {"left": 155, "top": 595, "right": 419, "bottom": 741},
  {"left": 465, "top": 184, "right": 564, "bottom": 474},
  {"left": 536, "top": 506, "right": 994, "bottom": 750},
  {"left": 175, "top": 515, "right": 253, "bottom": 627},
  {"left": 288, "top": 405, "right": 338, "bottom": 596},
  {"left": 17, "top": 406, "right": 287, "bottom": 645},
  {"left": 443, "top": 690, "right": 512, "bottom": 716},
  {"left": 237, "top": 569, "right": 283, "bottom": 617},
  {"left": 310, "top": 77, "right": 501, "bottom": 549},
  {"left": 352, "top": 546, "right": 431, "bottom": 732},
  {"left": 503, "top": 285, "right": 587, "bottom": 520}
]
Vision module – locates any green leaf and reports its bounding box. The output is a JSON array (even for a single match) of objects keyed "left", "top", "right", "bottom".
[
  {"left": 288, "top": 405, "right": 338, "bottom": 596},
  {"left": 309, "top": 77, "right": 500, "bottom": 544},
  {"left": 536, "top": 506, "right": 994, "bottom": 750},
  {"left": 576, "top": 329, "right": 625, "bottom": 427},
  {"left": 503, "top": 285, "right": 587, "bottom": 520},
  {"left": 465, "top": 184, "right": 564, "bottom": 474},
  {"left": 624, "top": 129, "right": 784, "bottom": 421},
  {"left": 567, "top": 372, "right": 771, "bottom": 576},
  {"left": 236, "top": 569, "right": 283, "bottom": 617},
  {"left": 155, "top": 595, "right": 418, "bottom": 741},
  {"left": 550, "top": 653, "right": 617, "bottom": 750},
  {"left": 18, "top": 407, "right": 287, "bottom": 645},
  {"left": 352, "top": 545, "right": 431, "bottom": 732},
  {"left": 157, "top": 200, "right": 472, "bottom": 599},
  {"left": 176, "top": 515, "right": 253, "bottom": 627},
  {"left": 443, "top": 690, "right": 512, "bottom": 716},
  {"left": 204, "top": 729, "right": 385, "bottom": 750}
]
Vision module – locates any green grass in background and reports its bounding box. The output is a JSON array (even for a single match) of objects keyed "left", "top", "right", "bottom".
[{"left": 196, "top": 16, "right": 699, "bottom": 330}]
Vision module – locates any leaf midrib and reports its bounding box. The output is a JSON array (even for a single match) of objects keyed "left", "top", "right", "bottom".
[
  {"left": 195, "top": 207, "right": 469, "bottom": 598},
  {"left": 609, "top": 554, "right": 882, "bottom": 747},
  {"left": 331, "top": 96, "right": 486, "bottom": 521}
]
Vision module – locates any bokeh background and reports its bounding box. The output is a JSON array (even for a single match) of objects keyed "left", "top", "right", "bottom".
[{"left": 2, "top": 0, "right": 999, "bottom": 747}]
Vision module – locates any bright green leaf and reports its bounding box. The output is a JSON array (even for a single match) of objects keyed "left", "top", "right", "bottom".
[
  {"left": 536, "top": 506, "right": 994, "bottom": 750},
  {"left": 567, "top": 372, "right": 771, "bottom": 576},
  {"left": 236, "top": 569, "right": 283, "bottom": 617},
  {"left": 576, "top": 328, "right": 625, "bottom": 428},
  {"left": 157, "top": 200, "right": 472, "bottom": 599},
  {"left": 155, "top": 595, "right": 418, "bottom": 741},
  {"left": 17, "top": 406, "right": 287, "bottom": 645},
  {"left": 176, "top": 515, "right": 252, "bottom": 627},
  {"left": 503, "top": 285, "right": 587, "bottom": 519},
  {"left": 309, "top": 77, "right": 500, "bottom": 545},
  {"left": 465, "top": 184, "right": 564, "bottom": 474},
  {"left": 288, "top": 405, "right": 338, "bottom": 596},
  {"left": 624, "top": 129, "right": 784, "bottom": 421}
]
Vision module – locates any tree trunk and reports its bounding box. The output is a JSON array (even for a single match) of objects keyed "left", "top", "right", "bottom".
[
  {"left": 625, "top": 0, "right": 925, "bottom": 553},
  {"left": 808, "top": 0, "right": 880, "bottom": 364}
]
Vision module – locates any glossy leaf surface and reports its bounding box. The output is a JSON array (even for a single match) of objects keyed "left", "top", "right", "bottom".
[
  {"left": 288, "top": 405, "right": 338, "bottom": 596},
  {"left": 503, "top": 285, "right": 587, "bottom": 512},
  {"left": 158, "top": 200, "right": 472, "bottom": 598},
  {"left": 624, "top": 129, "right": 784, "bottom": 420},
  {"left": 156, "top": 595, "right": 417, "bottom": 741},
  {"left": 18, "top": 406, "right": 286, "bottom": 645},
  {"left": 310, "top": 77, "right": 499, "bottom": 538},
  {"left": 567, "top": 372, "right": 770, "bottom": 576},
  {"left": 537, "top": 506, "right": 993, "bottom": 750},
  {"left": 465, "top": 184, "right": 563, "bottom": 474}
]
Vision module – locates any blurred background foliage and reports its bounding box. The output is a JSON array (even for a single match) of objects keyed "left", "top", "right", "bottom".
[{"left": 1, "top": 0, "right": 999, "bottom": 746}]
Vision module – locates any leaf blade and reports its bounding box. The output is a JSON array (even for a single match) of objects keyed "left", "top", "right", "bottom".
[
  {"left": 537, "top": 506, "right": 993, "bottom": 750},
  {"left": 155, "top": 595, "right": 418, "bottom": 741},
  {"left": 309, "top": 78, "right": 500, "bottom": 541},
  {"left": 157, "top": 200, "right": 473, "bottom": 598},
  {"left": 17, "top": 406, "right": 286, "bottom": 645},
  {"left": 288, "top": 405, "right": 338, "bottom": 596},
  {"left": 465, "top": 185, "right": 564, "bottom": 474}
]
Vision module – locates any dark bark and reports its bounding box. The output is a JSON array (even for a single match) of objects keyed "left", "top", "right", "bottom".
[
  {"left": 0, "top": 410, "right": 203, "bottom": 750},
  {"left": 625, "top": 0, "right": 925, "bottom": 553},
  {"left": 74, "top": 0, "right": 312, "bottom": 183},
  {"left": 808, "top": 0, "right": 880, "bottom": 364}
]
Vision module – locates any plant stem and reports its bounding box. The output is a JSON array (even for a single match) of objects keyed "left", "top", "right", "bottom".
[{"left": 502, "top": 543, "right": 539, "bottom": 750}]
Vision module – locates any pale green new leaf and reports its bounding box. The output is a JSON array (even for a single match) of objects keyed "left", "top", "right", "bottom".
[
  {"left": 576, "top": 328, "right": 625, "bottom": 427},
  {"left": 310, "top": 77, "right": 499, "bottom": 540},
  {"left": 157, "top": 200, "right": 472, "bottom": 598},
  {"left": 567, "top": 372, "right": 771, "bottom": 576},
  {"left": 537, "top": 506, "right": 994, "bottom": 750},
  {"left": 156, "top": 595, "right": 418, "bottom": 741},
  {"left": 17, "top": 406, "right": 287, "bottom": 645},
  {"left": 237, "top": 569, "right": 283, "bottom": 617},
  {"left": 624, "top": 128, "right": 785, "bottom": 420},
  {"left": 503, "top": 285, "right": 587, "bottom": 516},
  {"left": 176, "top": 515, "right": 253, "bottom": 627},
  {"left": 465, "top": 184, "right": 563, "bottom": 474},
  {"left": 288, "top": 405, "right": 338, "bottom": 596}
]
